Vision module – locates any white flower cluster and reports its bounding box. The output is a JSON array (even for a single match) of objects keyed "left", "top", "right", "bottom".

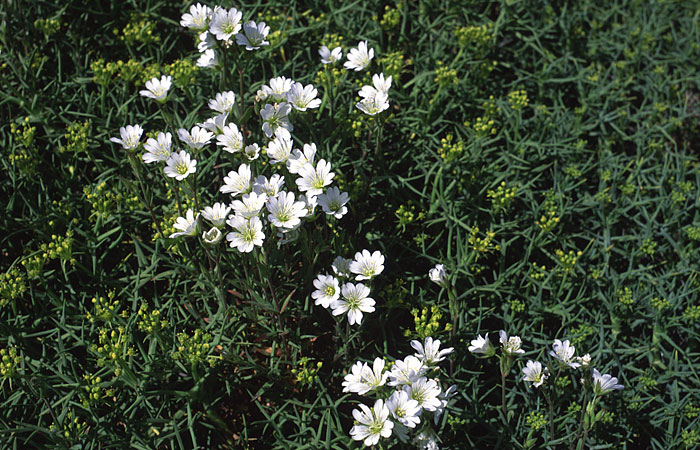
[
  {"left": 312, "top": 251, "right": 384, "bottom": 325},
  {"left": 344, "top": 337, "right": 456, "bottom": 448}
]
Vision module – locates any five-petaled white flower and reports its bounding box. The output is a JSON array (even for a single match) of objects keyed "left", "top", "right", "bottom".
[
  {"left": 499, "top": 330, "right": 525, "bottom": 356},
  {"left": 266, "top": 191, "right": 306, "bottom": 230},
  {"left": 201, "top": 202, "right": 231, "bottom": 227},
  {"left": 349, "top": 399, "right": 393, "bottom": 447},
  {"left": 468, "top": 333, "right": 493, "bottom": 355},
  {"left": 344, "top": 41, "right": 374, "bottom": 71},
  {"left": 319, "top": 45, "right": 342, "bottom": 64},
  {"left": 428, "top": 263, "right": 448, "bottom": 288},
  {"left": 403, "top": 377, "right": 442, "bottom": 412},
  {"left": 342, "top": 357, "right": 388, "bottom": 395},
  {"left": 198, "top": 30, "right": 217, "bottom": 52},
  {"left": 142, "top": 131, "right": 172, "bottom": 163},
  {"left": 236, "top": 21, "right": 270, "bottom": 50},
  {"left": 388, "top": 355, "right": 427, "bottom": 387},
  {"left": 331, "top": 282, "right": 375, "bottom": 325},
  {"left": 286, "top": 82, "right": 321, "bottom": 111},
  {"left": 140, "top": 76, "right": 172, "bottom": 102},
  {"left": 387, "top": 390, "right": 421, "bottom": 429},
  {"left": 522, "top": 360, "right": 548, "bottom": 388},
  {"left": 164, "top": 150, "right": 197, "bottom": 181},
  {"left": 260, "top": 102, "right": 293, "bottom": 139},
  {"left": 209, "top": 91, "right": 236, "bottom": 114},
  {"left": 349, "top": 249, "right": 385, "bottom": 281},
  {"left": 295, "top": 159, "right": 334, "bottom": 196},
  {"left": 317, "top": 186, "right": 350, "bottom": 219},
  {"left": 217, "top": 124, "right": 243, "bottom": 153},
  {"left": 226, "top": 216, "right": 264, "bottom": 253},
  {"left": 266, "top": 135, "right": 294, "bottom": 164},
  {"left": 202, "top": 227, "right": 223, "bottom": 244},
  {"left": 592, "top": 368, "right": 623, "bottom": 395},
  {"left": 356, "top": 90, "right": 390, "bottom": 116},
  {"left": 411, "top": 336, "right": 454, "bottom": 365},
  {"left": 180, "top": 3, "right": 211, "bottom": 30},
  {"left": 111, "top": 124, "right": 143, "bottom": 150},
  {"left": 243, "top": 143, "right": 260, "bottom": 160},
  {"left": 331, "top": 256, "right": 352, "bottom": 278},
  {"left": 253, "top": 174, "right": 285, "bottom": 197},
  {"left": 230, "top": 191, "right": 267, "bottom": 219},
  {"left": 220, "top": 163, "right": 252, "bottom": 197},
  {"left": 198, "top": 113, "right": 228, "bottom": 134},
  {"left": 287, "top": 143, "right": 317, "bottom": 174},
  {"left": 550, "top": 339, "right": 581, "bottom": 369},
  {"left": 197, "top": 49, "right": 217, "bottom": 68},
  {"left": 209, "top": 7, "right": 242, "bottom": 41},
  {"left": 170, "top": 209, "right": 199, "bottom": 238},
  {"left": 178, "top": 126, "right": 213, "bottom": 150},
  {"left": 312, "top": 274, "right": 340, "bottom": 308},
  {"left": 261, "top": 76, "right": 294, "bottom": 101}
]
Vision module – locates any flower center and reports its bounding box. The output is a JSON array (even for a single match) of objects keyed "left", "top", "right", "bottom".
[
  {"left": 176, "top": 162, "right": 188, "bottom": 174},
  {"left": 323, "top": 286, "right": 335, "bottom": 297}
]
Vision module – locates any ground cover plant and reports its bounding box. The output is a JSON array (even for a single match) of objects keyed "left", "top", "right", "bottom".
[{"left": 1, "top": 0, "right": 699, "bottom": 448}]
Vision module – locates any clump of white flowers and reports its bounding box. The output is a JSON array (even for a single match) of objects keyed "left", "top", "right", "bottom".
[{"left": 345, "top": 337, "right": 456, "bottom": 448}]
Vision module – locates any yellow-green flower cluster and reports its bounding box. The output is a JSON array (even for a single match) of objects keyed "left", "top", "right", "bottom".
[
  {"left": 80, "top": 373, "right": 114, "bottom": 408},
  {"left": 537, "top": 190, "right": 560, "bottom": 232},
  {"left": 525, "top": 411, "right": 547, "bottom": 431},
  {"left": 570, "top": 323, "right": 595, "bottom": 347},
  {"left": 21, "top": 230, "right": 75, "bottom": 278},
  {"left": 686, "top": 226, "right": 700, "bottom": 241},
  {"left": 315, "top": 66, "right": 343, "bottom": 88},
  {"left": 9, "top": 119, "right": 39, "bottom": 175},
  {"left": 136, "top": 304, "right": 170, "bottom": 334},
  {"left": 507, "top": 89, "right": 529, "bottom": 111},
  {"left": 61, "top": 120, "right": 91, "bottom": 154},
  {"left": 34, "top": 17, "right": 61, "bottom": 36},
  {"left": 555, "top": 249, "right": 582, "bottom": 275},
  {"left": 172, "top": 329, "right": 218, "bottom": 367},
  {"left": 0, "top": 345, "right": 22, "bottom": 379},
  {"left": 682, "top": 429, "right": 699, "bottom": 449},
  {"left": 118, "top": 15, "right": 160, "bottom": 45},
  {"left": 649, "top": 296, "right": 670, "bottom": 311},
  {"left": 507, "top": 298, "right": 525, "bottom": 313},
  {"left": 481, "top": 95, "right": 497, "bottom": 117},
  {"left": 528, "top": 262, "right": 548, "bottom": 282},
  {"left": 454, "top": 23, "right": 494, "bottom": 56},
  {"left": 11, "top": 117, "right": 36, "bottom": 148},
  {"left": 379, "top": 3, "right": 402, "bottom": 30},
  {"left": 468, "top": 226, "right": 500, "bottom": 259},
  {"left": 405, "top": 305, "right": 450, "bottom": 340},
  {"left": 49, "top": 410, "right": 87, "bottom": 441},
  {"left": 671, "top": 181, "right": 694, "bottom": 205},
  {"left": 164, "top": 59, "right": 198, "bottom": 88},
  {"left": 395, "top": 203, "right": 425, "bottom": 230},
  {"left": 487, "top": 181, "right": 517, "bottom": 213},
  {"left": 91, "top": 326, "right": 135, "bottom": 376},
  {"left": 84, "top": 181, "right": 139, "bottom": 222},
  {"left": 639, "top": 238, "right": 657, "bottom": 257},
  {"left": 378, "top": 51, "right": 404, "bottom": 80},
  {"left": 91, "top": 59, "right": 149, "bottom": 86},
  {"left": 321, "top": 33, "right": 343, "bottom": 50},
  {"left": 0, "top": 267, "right": 27, "bottom": 307},
  {"left": 683, "top": 305, "right": 700, "bottom": 323},
  {"left": 617, "top": 287, "right": 635, "bottom": 308},
  {"left": 86, "top": 291, "right": 125, "bottom": 323},
  {"left": 437, "top": 133, "right": 464, "bottom": 162},
  {"left": 465, "top": 116, "right": 497, "bottom": 138},
  {"left": 434, "top": 61, "right": 458, "bottom": 87},
  {"left": 291, "top": 357, "right": 322, "bottom": 388},
  {"left": 684, "top": 402, "right": 699, "bottom": 419}
]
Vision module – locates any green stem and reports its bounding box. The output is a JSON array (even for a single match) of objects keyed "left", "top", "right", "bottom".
[{"left": 127, "top": 152, "right": 164, "bottom": 239}]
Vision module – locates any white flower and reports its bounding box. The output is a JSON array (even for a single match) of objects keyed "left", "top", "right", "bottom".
[
  {"left": 110, "top": 124, "right": 143, "bottom": 150},
  {"left": 428, "top": 264, "right": 448, "bottom": 288},
  {"left": 388, "top": 355, "right": 427, "bottom": 387},
  {"left": 468, "top": 333, "right": 493, "bottom": 355},
  {"left": 387, "top": 390, "right": 421, "bottom": 429},
  {"left": 349, "top": 399, "right": 393, "bottom": 447},
  {"left": 180, "top": 3, "right": 211, "bottom": 30},
  {"left": 344, "top": 41, "right": 374, "bottom": 71},
  {"left": 164, "top": 150, "right": 196, "bottom": 181},
  {"left": 287, "top": 143, "right": 316, "bottom": 174},
  {"left": 216, "top": 124, "right": 243, "bottom": 153},
  {"left": 403, "top": 377, "right": 442, "bottom": 412},
  {"left": 226, "top": 216, "right": 264, "bottom": 253},
  {"left": 371, "top": 73, "right": 392, "bottom": 95},
  {"left": 262, "top": 76, "right": 294, "bottom": 101},
  {"left": 198, "top": 31, "right": 217, "bottom": 52},
  {"left": 411, "top": 336, "right": 454, "bottom": 365},
  {"left": 266, "top": 191, "right": 306, "bottom": 230},
  {"left": 209, "top": 91, "right": 236, "bottom": 114},
  {"left": 499, "top": 330, "right": 525, "bottom": 356},
  {"left": 522, "top": 360, "right": 548, "bottom": 388},
  {"left": 295, "top": 159, "right": 334, "bottom": 196},
  {"left": 220, "top": 163, "right": 252, "bottom": 197},
  {"left": 317, "top": 186, "right": 350, "bottom": 219},
  {"left": 231, "top": 191, "right": 267, "bottom": 219},
  {"left": 201, "top": 202, "right": 231, "bottom": 227},
  {"left": 286, "top": 82, "right": 321, "bottom": 111},
  {"left": 356, "top": 90, "right": 389, "bottom": 115},
  {"left": 236, "top": 21, "right": 270, "bottom": 50},
  {"left": 550, "top": 339, "right": 581, "bottom": 369},
  {"left": 577, "top": 353, "right": 592, "bottom": 368},
  {"left": 252, "top": 174, "right": 285, "bottom": 197},
  {"left": 198, "top": 113, "right": 228, "bottom": 134},
  {"left": 243, "top": 143, "right": 260, "bottom": 160},
  {"left": 592, "top": 368, "right": 623, "bottom": 395},
  {"left": 209, "top": 7, "right": 242, "bottom": 41},
  {"left": 170, "top": 209, "right": 199, "bottom": 238},
  {"left": 260, "top": 102, "right": 293, "bottom": 139},
  {"left": 332, "top": 256, "right": 352, "bottom": 278},
  {"left": 331, "top": 282, "right": 375, "bottom": 325},
  {"left": 319, "top": 45, "right": 342, "bottom": 64},
  {"left": 177, "top": 126, "right": 213, "bottom": 150},
  {"left": 197, "top": 49, "right": 217, "bottom": 68},
  {"left": 342, "top": 357, "right": 388, "bottom": 395},
  {"left": 299, "top": 194, "right": 317, "bottom": 216},
  {"left": 142, "top": 131, "right": 172, "bottom": 163},
  {"left": 266, "top": 135, "right": 294, "bottom": 164},
  {"left": 139, "top": 76, "right": 172, "bottom": 102},
  {"left": 349, "top": 249, "right": 384, "bottom": 281},
  {"left": 415, "top": 429, "right": 440, "bottom": 450},
  {"left": 312, "top": 274, "right": 340, "bottom": 308},
  {"left": 202, "top": 226, "right": 223, "bottom": 244}
]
